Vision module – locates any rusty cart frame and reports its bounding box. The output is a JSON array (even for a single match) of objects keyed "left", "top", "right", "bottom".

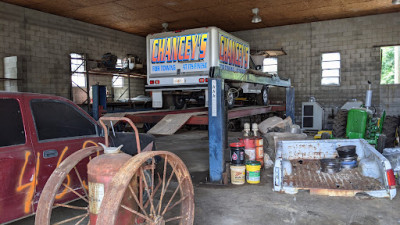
[{"left": 35, "top": 117, "right": 195, "bottom": 225}]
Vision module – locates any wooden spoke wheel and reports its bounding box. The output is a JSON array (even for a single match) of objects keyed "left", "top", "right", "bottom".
[
  {"left": 97, "top": 151, "right": 194, "bottom": 225},
  {"left": 35, "top": 146, "right": 103, "bottom": 225}
]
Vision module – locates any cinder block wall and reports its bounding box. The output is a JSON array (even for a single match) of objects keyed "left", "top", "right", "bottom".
[
  {"left": 0, "top": 2, "right": 146, "bottom": 102},
  {"left": 233, "top": 13, "right": 400, "bottom": 122}
]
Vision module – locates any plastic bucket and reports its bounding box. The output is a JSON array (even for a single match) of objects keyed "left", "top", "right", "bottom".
[
  {"left": 246, "top": 161, "right": 261, "bottom": 184},
  {"left": 230, "top": 142, "right": 245, "bottom": 165},
  {"left": 230, "top": 164, "right": 245, "bottom": 185}
]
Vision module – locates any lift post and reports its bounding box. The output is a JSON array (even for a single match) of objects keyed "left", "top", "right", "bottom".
[{"left": 208, "top": 78, "right": 227, "bottom": 183}]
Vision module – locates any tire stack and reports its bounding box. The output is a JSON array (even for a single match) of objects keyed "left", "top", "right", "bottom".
[
  {"left": 332, "top": 109, "right": 348, "bottom": 138},
  {"left": 336, "top": 145, "right": 358, "bottom": 169},
  {"left": 383, "top": 115, "right": 400, "bottom": 148},
  {"left": 320, "top": 158, "right": 341, "bottom": 174}
]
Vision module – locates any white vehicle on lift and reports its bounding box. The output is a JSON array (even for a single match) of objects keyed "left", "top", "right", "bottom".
[{"left": 145, "top": 26, "right": 268, "bottom": 109}]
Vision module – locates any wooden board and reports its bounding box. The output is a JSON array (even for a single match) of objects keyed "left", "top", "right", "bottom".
[{"left": 147, "top": 112, "right": 203, "bottom": 135}]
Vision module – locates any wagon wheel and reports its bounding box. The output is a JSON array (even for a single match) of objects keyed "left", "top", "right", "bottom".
[
  {"left": 97, "top": 151, "right": 194, "bottom": 225},
  {"left": 35, "top": 146, "right": 103, "bottom": 225}
]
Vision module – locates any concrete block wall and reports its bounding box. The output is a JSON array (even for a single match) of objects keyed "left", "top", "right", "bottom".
[
  {"left": 380, "top": 84, "right": 400, "bottom": 116},
  {"left": 0, "top": 2, "right": 146, "bottom": 102},
  {"left": 233, "top": 12, "right": 400, "bottom": 121}
]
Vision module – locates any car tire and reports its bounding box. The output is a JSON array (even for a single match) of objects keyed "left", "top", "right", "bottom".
[
  {"left": 382, "top": 115, "right": 399, "bottom": 148},
  {"left": 256, "top": 85, "right": 269, "bottom": 106},
  {"left": 173, "top": 94, "right": 186, "bottom": 109},
  {"left": 377, "top": 134, "right": 387, "bottom": 153},
  {"left": 332, "top": 109, "right": 348, "bottom": 138}
]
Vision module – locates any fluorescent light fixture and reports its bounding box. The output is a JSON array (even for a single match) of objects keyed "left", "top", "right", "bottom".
[{"left": 251, "top": 8, "right": 262, "bottom": 23}]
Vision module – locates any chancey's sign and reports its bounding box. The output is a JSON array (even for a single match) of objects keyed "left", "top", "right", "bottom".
[
  {"left": 219, "top": 34, "right": 249, "bottom": 73},
  {"left": 151, "top": 33, "right": 208, "bottom": 63}
]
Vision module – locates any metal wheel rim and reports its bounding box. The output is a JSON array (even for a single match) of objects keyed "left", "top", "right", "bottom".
[
  {"left": 262, "top": 88, "right": 268, "bottom": 104},
  {"left": 35, "top": 146, "right": 103, "bottom": 225},
  {"left": 97, "top": 151, "right": 194, "bottom": 225},
  {"left": 227, "top": 91, "right": 234, "bottom": 106}
]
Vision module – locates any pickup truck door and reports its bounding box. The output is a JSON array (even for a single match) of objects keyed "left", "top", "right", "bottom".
[
  {"left": 0, "top": 97, "right": 36, "bottom": 223},
  {"left": 24, "top": 97, "right": 104, "bottom": 211}
]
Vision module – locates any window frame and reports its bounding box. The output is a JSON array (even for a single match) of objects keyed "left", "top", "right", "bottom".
[
  {"left": 262, "top": 57, "right": 278, "bottom": 75},
  {"left": 30, "top": 99, "right": 100, "bottom": 143},
  {"left": 321, "top": 52, "right": 341, "bottom": 86},
  {"left": 70, "top": 53, "right": 87, "bottom": 88},
  {"left": 0, "top": 98, "right": 26, "bottom": 148}
]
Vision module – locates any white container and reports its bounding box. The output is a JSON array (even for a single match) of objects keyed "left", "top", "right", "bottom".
[{"left": 230, "top": 164, "right": 245, "bottom": 185}]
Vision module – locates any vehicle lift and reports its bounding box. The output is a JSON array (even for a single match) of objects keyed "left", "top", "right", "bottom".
[
  {"left": 207, "top": 67, "right": 293, "bottom": 183},
  {"left": 108, "top": 67, "right": 294, "bottom": 184}
]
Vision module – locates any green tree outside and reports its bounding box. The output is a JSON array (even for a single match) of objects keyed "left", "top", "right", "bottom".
[{"left": 381, "top": 47, "right": 395, "bottom": 84}]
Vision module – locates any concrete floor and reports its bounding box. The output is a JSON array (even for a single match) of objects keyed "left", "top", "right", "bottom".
[
  {"left": 11, "top": 129, "right": 400, "bottom": 225},
  {"left": 158, "top": 130, "right": 400, "bottom": 225}
]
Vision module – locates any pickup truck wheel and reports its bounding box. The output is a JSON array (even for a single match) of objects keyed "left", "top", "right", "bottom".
[
  {"left": 35, "top": 146, "right": 103, "bottom": 225},
  {"left": 256, "top": 86, "right": 269, "bottom": 106},
  {"left": 173, "top": 94, "right": 186, "bottom": 109},
  {"left": 96, "top": 151, "right": 194, "bottom": 225},
  {"left": 382, "top": 115, "right": 399, "bottom": 148}
]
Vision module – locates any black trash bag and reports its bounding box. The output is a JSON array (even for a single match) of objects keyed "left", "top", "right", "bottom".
[{"left": 109, "top": 132, "right": 156, "bottom": 156}]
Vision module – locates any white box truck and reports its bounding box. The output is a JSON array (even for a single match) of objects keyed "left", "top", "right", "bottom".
[{"left": 146, "top": 27, "right": 271, "bottom": 109}]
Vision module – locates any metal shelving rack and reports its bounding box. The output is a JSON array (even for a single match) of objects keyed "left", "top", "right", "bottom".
[{"left": 69, "top": 54, "right": 146, "bottom": 112}]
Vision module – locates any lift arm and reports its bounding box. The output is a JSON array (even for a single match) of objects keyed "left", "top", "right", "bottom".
[{"left": 209, "top": 66, "right": 291, "bottom": 87}]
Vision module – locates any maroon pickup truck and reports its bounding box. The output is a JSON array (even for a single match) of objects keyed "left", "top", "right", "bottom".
[{"left": 0, "top": 92, "right": 154, "bottom": 224}]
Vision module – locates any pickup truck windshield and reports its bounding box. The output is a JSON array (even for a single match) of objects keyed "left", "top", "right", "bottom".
[
  {"left": 31, "top": 99, "right": 97, "bottom": 141},
  {"left": 0, "top": 99, "right": 25, "bottom": 147}
]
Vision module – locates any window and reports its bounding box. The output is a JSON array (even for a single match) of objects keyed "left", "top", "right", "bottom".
[
  {"left": 381, "top": 46, "right": 400, "bottom": 84},
  {"left": 263, "top": 57, "right": 278, "bottom": 74},
  {"left": 112, "top": 59, "right": 124, "bottom": 87},
  {"left": 70, "top": 53, "right": 86, "bottom": 87},
  {"left": 0, "top": 99, "right": 25, "bottom": 147},
  {"left": 31, "top": 100, "right": 97, "bottom": 141},
  {"left": 321, "top": 52, "right": 340, "bottom": 86},
  {"left": 112, "top": 75, "right": 124, "bottom": 87}
]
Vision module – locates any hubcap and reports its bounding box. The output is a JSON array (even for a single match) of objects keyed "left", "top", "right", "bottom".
[
  {"left": 227, "top": 92, "right": 234, "bottom": 105},
  {"left": 262, "top": 89, "right": 268, "bottom": 103}
]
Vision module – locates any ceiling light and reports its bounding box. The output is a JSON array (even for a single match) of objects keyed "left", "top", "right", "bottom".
[
  {"left": 251, "top": 8, "right": 262, "bottom": 23},
  {"left": 393, "top": 0, "right": 400, "bottom": 4},
  {"left": 162, "top": 23, "right": 169, "bottom": 32}
]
